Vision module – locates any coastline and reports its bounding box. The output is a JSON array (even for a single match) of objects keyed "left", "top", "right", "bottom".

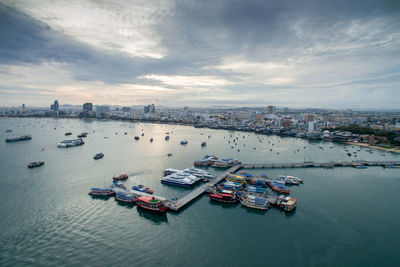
[{"left": 346, "top": 141, "right": 400, "bottom": 154}]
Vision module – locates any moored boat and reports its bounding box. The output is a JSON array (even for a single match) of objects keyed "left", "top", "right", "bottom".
[
  {"left": 132, "top": 185, "right": 154, "bottom": 194},
  {"left": 6, "top": 135, "right": 32, "bottom": 142},
  {"left": 93, "top": 152, "right": 104, "bottom": 160},
  {"left": 268, "top": 181, "right": 290, "bottom": 194},
  {"left": 136, "top": 196, "right": 168, "bottom": 213},
  {"left": 240, "top": 194, "right": 270, "bottom": 210},
  {"left": 278, "top": 195, "right": 297, "bottom": 212},
  {"left": 89, "top": 187, "right": 115, "bottom": 196},
  {"left": 114, "top": 191, "right": 137, "bottom": 203},
  {"left": 28, "top": 161, "right": 45, "bottom": 168},
  {"left": 113, "top": 173, "right": 128, "bottom": 181},
  {"left": 209, "top": 190, "right": 238, "bottom": 203}
]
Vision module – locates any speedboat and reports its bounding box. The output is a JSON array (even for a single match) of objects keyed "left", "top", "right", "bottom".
[
  {"left": 28, "top": 161, "right": 45, "bottom": 168},
  {"left": 113, "top": 173, "right": 128, "bottom": 181},
  {"left": 180, "top": 140, "right": 188, "bottom": 145},
  {"left": 93, "top": 152, "right": 104, "bottom": 160}
]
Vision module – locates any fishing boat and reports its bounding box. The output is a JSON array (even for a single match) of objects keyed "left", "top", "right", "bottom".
[
  {"left": 180, "top": 140, "right": 188, "bottom": 145},
  {"left": 114, "top": 191, "right": 137, "bottom": 203},
  {"left": 227, "top": 174, "right": 246, "bottom": 185},
  {"left": 247, "top": 185, "right": 267, "bottom": 195},
  {"left": 93, "top": 152, "right": 104, "bottom": 160},
  {"left": 278, "top": 195, "right": 297, "bottom": 212},
  {"left": 89, "top": 187, "right": 115, "bottom": 196},
  {"left": 6, "top": 135, "right": 32, "bottom": 142},
  {"left": 136, "top": 196, "right": 168, "bottom": 213},
  {"left": 268, "top": 181, "right": 290, "bottom": 194},
  {"left": 209, "top": 190, "right": 238, "bottom": 203},
  {"left": 27, "top": 161, "right": 45, "bottom": 168},
  {"left": 65, "top": 132, "right": 72, "bottom": 136},
  {"left": 113, "top": 173, "right": 128, "bottom": 181},
  {"left": 194, "top": 159, "right": 212, "bottom": 166},
  {"left": 384, "top": 165, "right": 400, "bottom": 168},
  {"left": 132, "top": 185, "right": 154, "bottom": 194},
  {"left": 240, "top": 194, "right": 270, "bottom": 210}
]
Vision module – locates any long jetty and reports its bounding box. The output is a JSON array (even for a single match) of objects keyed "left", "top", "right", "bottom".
[
  {"left": 161, "top": 160, "right": 399, "bottom": 211},
  {"left": 165, "top": 165, "right": 241, "bottom": 211}
]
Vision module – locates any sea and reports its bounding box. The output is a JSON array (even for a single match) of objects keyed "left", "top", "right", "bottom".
[{"left": 0, "top": 117, "right": 399, "bottom": 266}]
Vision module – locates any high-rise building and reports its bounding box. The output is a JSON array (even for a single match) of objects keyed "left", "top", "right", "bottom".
[
  {"left": 83, "top": 103, "right": 93, "bottom": 112},
  {"left": 304, "top": 113, "right": 315, "bottom": 122},
  {"left": 96, "top": 105, "right": 110, "bottom": 117},
  {"left": 144, "top": 104, "right": 155, "bottom": 114},
  {"left": 50, "top": 100, "right": 59, "bottom": 111},
  {"left": 267, "top": 105, "right": 276, "bottom": 114}
]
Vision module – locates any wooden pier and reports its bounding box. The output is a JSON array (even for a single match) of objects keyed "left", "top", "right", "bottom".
[{"left": 165, "top": 165, "right": 242, "bottom": 211}]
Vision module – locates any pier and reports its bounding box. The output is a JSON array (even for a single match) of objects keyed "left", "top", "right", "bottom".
[
  {"left": 241, "top": 160, "right": 400, "bottom": 169},
  {"left": 165, "top": 165, "right": 241, "bottom": 211},
  {"left": 144, "top": 160, "right": 400, "bottom": 212}
]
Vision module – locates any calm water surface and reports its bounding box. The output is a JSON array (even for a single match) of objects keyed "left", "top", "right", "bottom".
[{"left": 0, "top": 118, "right": 399, "bottom": 266}]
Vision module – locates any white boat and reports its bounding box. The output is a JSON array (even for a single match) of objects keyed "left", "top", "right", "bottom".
[
  {"left": 278, "top": 175, "right": 303, "bottom": 184},
  {"left": 57, "top": 138, "right": 84, "bottom": 148},
  {"left": 161, "top": 173, "right": 196, "bottom": 187}
]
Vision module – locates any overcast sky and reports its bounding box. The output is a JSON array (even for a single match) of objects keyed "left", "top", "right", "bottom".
[{"left": 0, "top": 0, "right": 399, "bottom": 109}]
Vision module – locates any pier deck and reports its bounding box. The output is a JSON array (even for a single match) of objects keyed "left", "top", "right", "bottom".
[{"left": 165, "top": 165, "right": 241, "bottom": 211}]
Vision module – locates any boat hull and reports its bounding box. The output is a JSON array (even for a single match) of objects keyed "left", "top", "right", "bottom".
[{"left": 161, "top": 180, "right": 193, "bottom": 188}]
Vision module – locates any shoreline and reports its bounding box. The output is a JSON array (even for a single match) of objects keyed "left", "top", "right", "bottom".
[{"left": 346, "top": 141, "right": 400, "bottom": 154}]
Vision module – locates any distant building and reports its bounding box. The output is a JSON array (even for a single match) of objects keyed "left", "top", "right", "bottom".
[
  {"left": 283, "top": 107, "right": 289, "bottom": 113},
  {"left": 50, "top": 100, "right": 59, "bottom": 111},
  {"left": 307, "top": 121, "right": 315, "bottom": 132},
  {"left": 96, "top": 105, "right": 110, "bottom": 117},
  {"left": 83, "top": 103, "right": 93, "bottom": 112},
  {"left": 304, "top": 113, "right": 315, "bottom": 122},
  {"left": 144, "top": 104, "right": 155, "bottom": 114},
  {"left": 267, "top": 106, "right": 276, "bottom": 114},
  {"left": 122, "top": 107, "right": 131, "bottom": 112},
  {"left": 184, "top": 106, "right": 189, "bottom": 111}
]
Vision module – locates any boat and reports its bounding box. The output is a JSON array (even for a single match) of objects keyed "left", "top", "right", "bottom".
[
  {"left": 136, "top": 196, "right": 168, "bottom": 213},
  {"left": 167, "top": 153, "right": 173, "bottom": 157},
  {"left": 201, "top": 141, "right": 206, "bottom": 147},
  {"left": 384, "top": 165, "right": 400, "bottom": 168},
  {"left": 165, "top": 135, "right": 170, "bottom": 140},
  {"left": 89, "top": 187, "right": 115, "bottom": 196},
  {"left": 278, "top": 195, "right": 297, "bottom": 212},
  {"left": 247, "top": 185, "right": 267, "bottom": 195},
  {"left": 161, "top": 173, "right": 196, "bottom": 187},
  {"left": 57, "top": 138, "right": 84, "bottom": 148},
  {"left": 65, "top": 132, "right": 72, "bottom": 136},
  {"left": 93, "top": 152, "right": 104, "bottom": 160},
  {"left": 27, "top": 161, "right": 45, "bottom": 168},
  {"left": 194, "top": 159, "right": 212, "bottom": 166},
  {"left": 6, "top": 135, "right": 32, "bottom": 142},
  {"left": 227, "top": 174, "right": 246, "bottom": 184},
  {"left": 141, "top": 133, "right": 144, "bottom": 136},
  {"left": 78, "top": 132, "right": 87, "bottom": 138},
  {"left": 354, "top": 165, "right": 367, "bottom": 169},
  {"left": 276, "top": 175, "right": 300, "bottom": 185},
  {"left": 134, "top": 136, "right": 140, "bottom": 140},
  {"left": 113, "top": 173, "right": 128, "bottom": 181},
  {"left": 114, "top": 191, "right": 137, "bottom": 203},
  {"left": 150, "top": 138, "right": 153, "bottom": 142},
  {"left": 132, "top": 185, "right": 154, "bottom": 194},
  {"left": 209, "top": 190, "right": 238, "bottom": 203},
  {"left": 268, "top": 181, "right": 290, "bottom": 194},
  {"left": 240, "top": 194, "right": 270, "bottom": 210},
  {"left": 5, "top": 129, "right": 12, "bottom": 132},
  {"left": 180, "top": 140, "right": 188, "bottom": 145}
]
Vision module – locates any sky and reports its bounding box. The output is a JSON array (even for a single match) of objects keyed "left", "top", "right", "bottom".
[{"left": 0, "top": 0, "right": 399, "bottom": 109}]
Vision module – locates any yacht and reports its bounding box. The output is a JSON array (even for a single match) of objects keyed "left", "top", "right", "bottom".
[{"left": 161, "top": 173, "right": 196, "bottom": 187}]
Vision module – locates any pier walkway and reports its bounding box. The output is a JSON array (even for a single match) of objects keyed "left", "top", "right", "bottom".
[{"left": 165, "top": 165, "right": 241, "bottom": 211}]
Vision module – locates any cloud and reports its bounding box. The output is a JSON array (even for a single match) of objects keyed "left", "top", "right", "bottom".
[{"left": 0, "top": 0, "right": 400, "bottom": 108}]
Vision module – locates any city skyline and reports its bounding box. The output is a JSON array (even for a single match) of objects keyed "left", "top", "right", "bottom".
[{"left": 1, "top": 0, "right": 400, "bottom": 108}]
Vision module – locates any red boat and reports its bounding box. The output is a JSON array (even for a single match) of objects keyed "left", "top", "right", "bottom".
[
  {"left": 113, "top": 173, "right": 128, "bottom": 181},
  {"left": 136, "top": 196, "right": 168, "bottom": 213},
  {"left": 209, "top": 190, "right": 238, "bottom": 203},
  {"left": 268, "top": 181, "right": 290, "bottom": 194}
]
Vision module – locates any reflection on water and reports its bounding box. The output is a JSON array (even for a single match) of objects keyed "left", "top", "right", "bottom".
[
  {"left": 136, "top": 206, "right": 168, "bottom": 225},
  {"left": 89, "top": 195, "right": 112, "bottom": 201},
  {"left": 115, "top": 200, "right": 135, "bottom": 209},
  {"left": 208, "top": 199, "right": 239, "bottom": 209}
]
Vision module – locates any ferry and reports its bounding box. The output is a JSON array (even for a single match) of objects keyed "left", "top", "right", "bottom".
[
  {"left": 180, "top": 140, "right": 188, "bottom": 145},
  {"left": 240, "top": 194, "right": 270, "bottom": 210},
  {"left": 114, "top": 191, "right": 137, "bottom": 203},
  {"left": 28, "top": 161, "right": 45, "bottom": 168},
  {"left": 132, "top": 185, "right": 154, "bottom": 194},
  {"left": 57, "top": 138, "right": 84, "bottom": 148},
  {"left": 89, "top": 187, "right": 115, "bottom": 196},
  {"left": 161, "top": 173, "right": 196, "bottom": 187},
  {"left": 268, "top": 181, "right": 290, "bottom": 194},
  {"left": 136, "top": 196, "right": 168, "bottom": 213},
  {"left": 6, "top": 135, "right": 32, "bottom": 142},
  {"left": 278, "top": 195, "right": 297, "bottom": 212},
  {"left": 209, "top": 190, "right": 238, "bottom": 203},
  {"left": 93, "top": 152, "right": 104, "bottom": 160},
  {"left": 113, "top": 173, "right": 128, "bottom": 181}
]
